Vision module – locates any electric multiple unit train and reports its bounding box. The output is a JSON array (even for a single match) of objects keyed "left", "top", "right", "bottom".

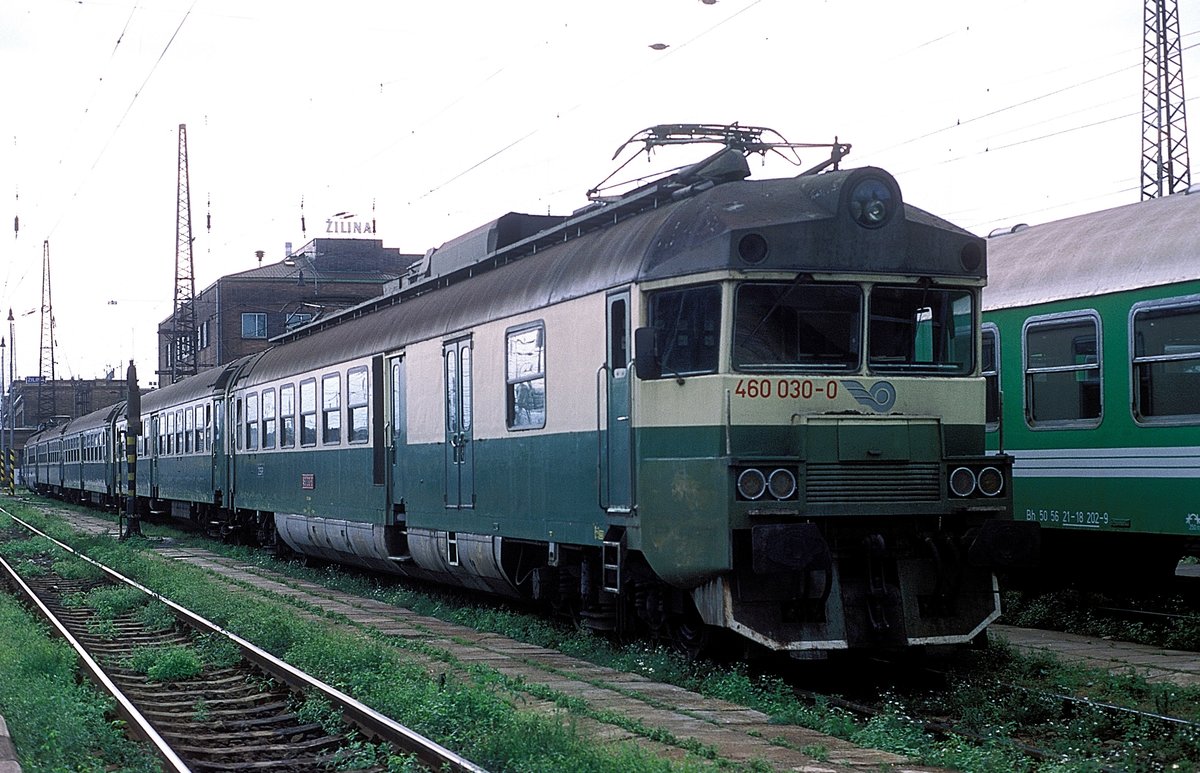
[{"left": 26, "top": 125, "right": 1033, "bottom": 655}]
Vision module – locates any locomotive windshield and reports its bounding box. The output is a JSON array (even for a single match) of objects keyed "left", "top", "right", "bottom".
[
  {"left": 731, "top": 280, "right": 976, "bottom": 375},
  {"left": 733, "top": 282, "right": 861, "bottom": 371},
  {"left": 868, "top": 286, "right": 974, "bottom": 374}
]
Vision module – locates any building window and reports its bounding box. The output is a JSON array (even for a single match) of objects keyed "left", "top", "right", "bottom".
[
  {"left": 347, "top": 367, "right": 369, "bottom": 443},
  {"left": 280, "top": 384, "right": 296, "bottom": 447},
  {"left": 262, "top": 388, "right": 277, "bottom": 448},
  {"left": 322, "top": 373, "right": 341, "bottom": 444},
  {"left": 241, "top": 312, "right": 267, "bottom": 339},
  {"left": 199, "top": 320, "right": 210, "bottom": 350},
  {"left": 1132, "top": 298, "right": 1200, "bottom": 423},
  {"left": 506, "top": 324, "right": 546, "bottom": 430},
  {"left": 1024, "top": 313, "right": 1101, "bottom": 427},
  {"left": 300, "top": 379, "right": 317, "bottom": 446},
  {"left": 982, "top": 324, "right": 1000, "bottom": 430}
]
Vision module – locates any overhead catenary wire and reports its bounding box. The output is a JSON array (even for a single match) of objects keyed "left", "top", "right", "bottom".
[{"left": 45, "top": 0, "right": 199, "bottom": 240}]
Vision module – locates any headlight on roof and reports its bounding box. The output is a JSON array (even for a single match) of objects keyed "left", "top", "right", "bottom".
[{"left": 848, "top": 177, "right": 893, "bottom": 228}]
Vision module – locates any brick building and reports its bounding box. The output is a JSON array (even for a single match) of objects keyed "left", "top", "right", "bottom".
[
  {"left": 5, "top": 376, "right": 128, "bottom": 430},
  {"left": 158, "top": 238, "right": 420, "bottom": 378}
]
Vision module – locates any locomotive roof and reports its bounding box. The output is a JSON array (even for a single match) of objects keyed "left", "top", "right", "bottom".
[
  {"left": 238, "top": 161, "right": 981, "bottom": 383},
  {"left": 984, "top": 189, "right": 1200, "bottom": 311}
]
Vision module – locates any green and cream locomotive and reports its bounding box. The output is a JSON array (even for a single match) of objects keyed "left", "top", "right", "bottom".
[{"left": 27, "top": 125, "right": 1032, "bottom": 655}]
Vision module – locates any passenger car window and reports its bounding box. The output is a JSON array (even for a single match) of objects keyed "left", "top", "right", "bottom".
[
  {"left": 506, "top": 324, "right": 546, "bottom": 430},
  {"left": 262, "top": 389, "right": 277, "bottom": 448},
  {"left": 347, "top": 367, "right": 369, "bottom": 443},
  {"left": 1024, "top": 313, "right": 1101, "bottom": 426},
  {"left": 280, "top": 384, "right": 296, "bottom": 447},
  {"left": 1132, "top": 300, "right": 1200, "bottom": 423},
  {"left": 982, "top": 325, "right": 1000, "bottom": 429},
  {"left": 300, "top": 379, "right": 317, "bottom": 446},
  {"left": 322, "top": 373, "right": 341, "bottom": 444}
]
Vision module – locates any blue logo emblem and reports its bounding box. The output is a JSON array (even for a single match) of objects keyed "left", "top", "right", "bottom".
[{"left": 844, "top": 380, "right": 897, "bottom": 412}]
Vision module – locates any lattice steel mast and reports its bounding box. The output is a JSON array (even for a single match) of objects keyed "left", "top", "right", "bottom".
[
  {"left": 168, "top": 123, "right": 198, "bottom": 383},
  {"left": 1141, "top": 0, "right": 1191, "bottom": 199},
  {"left": 37, "top": 239, "right": 55, "bottom": 425}
]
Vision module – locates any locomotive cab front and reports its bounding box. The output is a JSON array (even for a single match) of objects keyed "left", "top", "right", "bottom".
[{"left": 626, "top": 167, "right": 1035, "bottom": 654}]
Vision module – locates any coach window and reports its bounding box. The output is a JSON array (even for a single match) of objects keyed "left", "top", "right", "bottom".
[
  {"left": 185, "top": 409, "right": 193, "bottom": 453},
  {"left": 646, "top": 284, "right": 721, "bottom": 376},
  {"left": 262, "top": 388, "right": 277, "bottom": 448},
  {"left": 167, "top": 412, "right": 176, "bottom": 455},
  {"left": 241, "top": 312, "right": 267, "bottom": 339},
  {"left": 506, "top": 323, "right": 546, "bottom": 430},
  {"left": 734, "top": 282, "right": 861, "bottom": 371},
  {"left": 300, "top": 379, "right": 317, "bottom": 446},
  {"left": 281, "top": 383, "right": 296, "bottom": 447},
  {"left": 1024, "top": 313, "right": 1101, "bottom": 427},
  {"left": 246, "top": 392, "right": 260, "bottom": 450},
  {"left": 1132, "top": 299, "right": 1200, "bottom": 423},
  {"left": 347, "top": 367, "right": 369, "bottom": 443},
  {"left": 194, "top": 406, "right": 204, "bottom": 452},
  {"left": 322, "top": 373, "right": 342, "bottom": 444},
  {"left": 982, "top": 324, "right": 1000, "bottom": 430}
]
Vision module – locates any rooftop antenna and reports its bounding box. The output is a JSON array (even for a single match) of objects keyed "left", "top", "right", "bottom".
[
  {"left": 1141, "top": 0, "right": 1191, "bottom": 198},
  {"left": 168, "top": 123, "right": 198, "bottom": 383}
]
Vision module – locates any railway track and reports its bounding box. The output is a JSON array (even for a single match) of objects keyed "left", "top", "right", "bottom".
[
  {"left": 0, "top": 511, "right": 487, "bottom": 773},
  {"left": 16, "top": 503, "right": 942, "bottom": 772}
]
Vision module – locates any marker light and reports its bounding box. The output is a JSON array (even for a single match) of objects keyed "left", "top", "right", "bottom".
[
  {"left": 737, "top": 468, "right": 767, "bottom": 500},
  {"left": 977, "top": 466, "right": 1004, "bottom": 497},
  {"left": 949, "top": 466, "right": 977, "bottom": 497},
  {"left": 767, "top": 468, "right": 797, "bottom": 500}
]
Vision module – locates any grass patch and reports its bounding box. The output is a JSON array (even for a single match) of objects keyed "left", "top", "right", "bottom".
[
  {"left": 125, "top": 643, "right": 204, "bottom": 682},
  {"left": 0, "top": 591, "right": 157, "bottom": 772}
]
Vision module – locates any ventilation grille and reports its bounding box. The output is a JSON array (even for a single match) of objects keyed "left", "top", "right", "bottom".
[{"left": 806, "top": 462, "right": 941, "bottom": 503}]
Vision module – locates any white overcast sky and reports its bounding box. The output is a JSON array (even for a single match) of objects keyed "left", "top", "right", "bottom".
[{"left": 0, "top": 0, "right": 1196, "bottom": 385}]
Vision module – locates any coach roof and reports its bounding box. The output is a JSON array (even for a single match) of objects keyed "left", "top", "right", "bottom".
[{"left": 985, "top": 189, "right": 1200, "bottom": 311}]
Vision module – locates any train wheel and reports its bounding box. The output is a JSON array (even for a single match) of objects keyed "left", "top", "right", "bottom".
[{"left": 667, "top": 607, "right": 713, "bottom": 660}]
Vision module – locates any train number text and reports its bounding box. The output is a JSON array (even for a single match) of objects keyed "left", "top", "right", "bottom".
[
  {"left": 1024, "top": 508, "right": 1110, "bottom": 528},
  {"left": 734, "top": 379, "right": 839, "bottom": 400}
]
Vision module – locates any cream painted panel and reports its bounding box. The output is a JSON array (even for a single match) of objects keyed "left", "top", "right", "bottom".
[
  {"left": 405, "top": 292, "right": 611, "bottom": 444},
  {"left": 474, "top": 293, "right": 609, "bottom": 440},
  {"left": 406, "top": 338, "right": 448, "bottom": 445},
  {"left": 636, "top": 376, "right": 987, "bottom": 428}
]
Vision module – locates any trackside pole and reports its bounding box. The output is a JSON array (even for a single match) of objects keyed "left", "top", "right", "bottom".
[{"left": 121, "top": 360, "right": 141, "bottom": 539}]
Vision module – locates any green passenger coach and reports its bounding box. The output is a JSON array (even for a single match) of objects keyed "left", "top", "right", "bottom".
[
  {"left": 26, "top": 125, "right": 1034, "bottom": 657},
  {"left": 984, "top": 189, "right": 1200, "bottom": 585}
]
